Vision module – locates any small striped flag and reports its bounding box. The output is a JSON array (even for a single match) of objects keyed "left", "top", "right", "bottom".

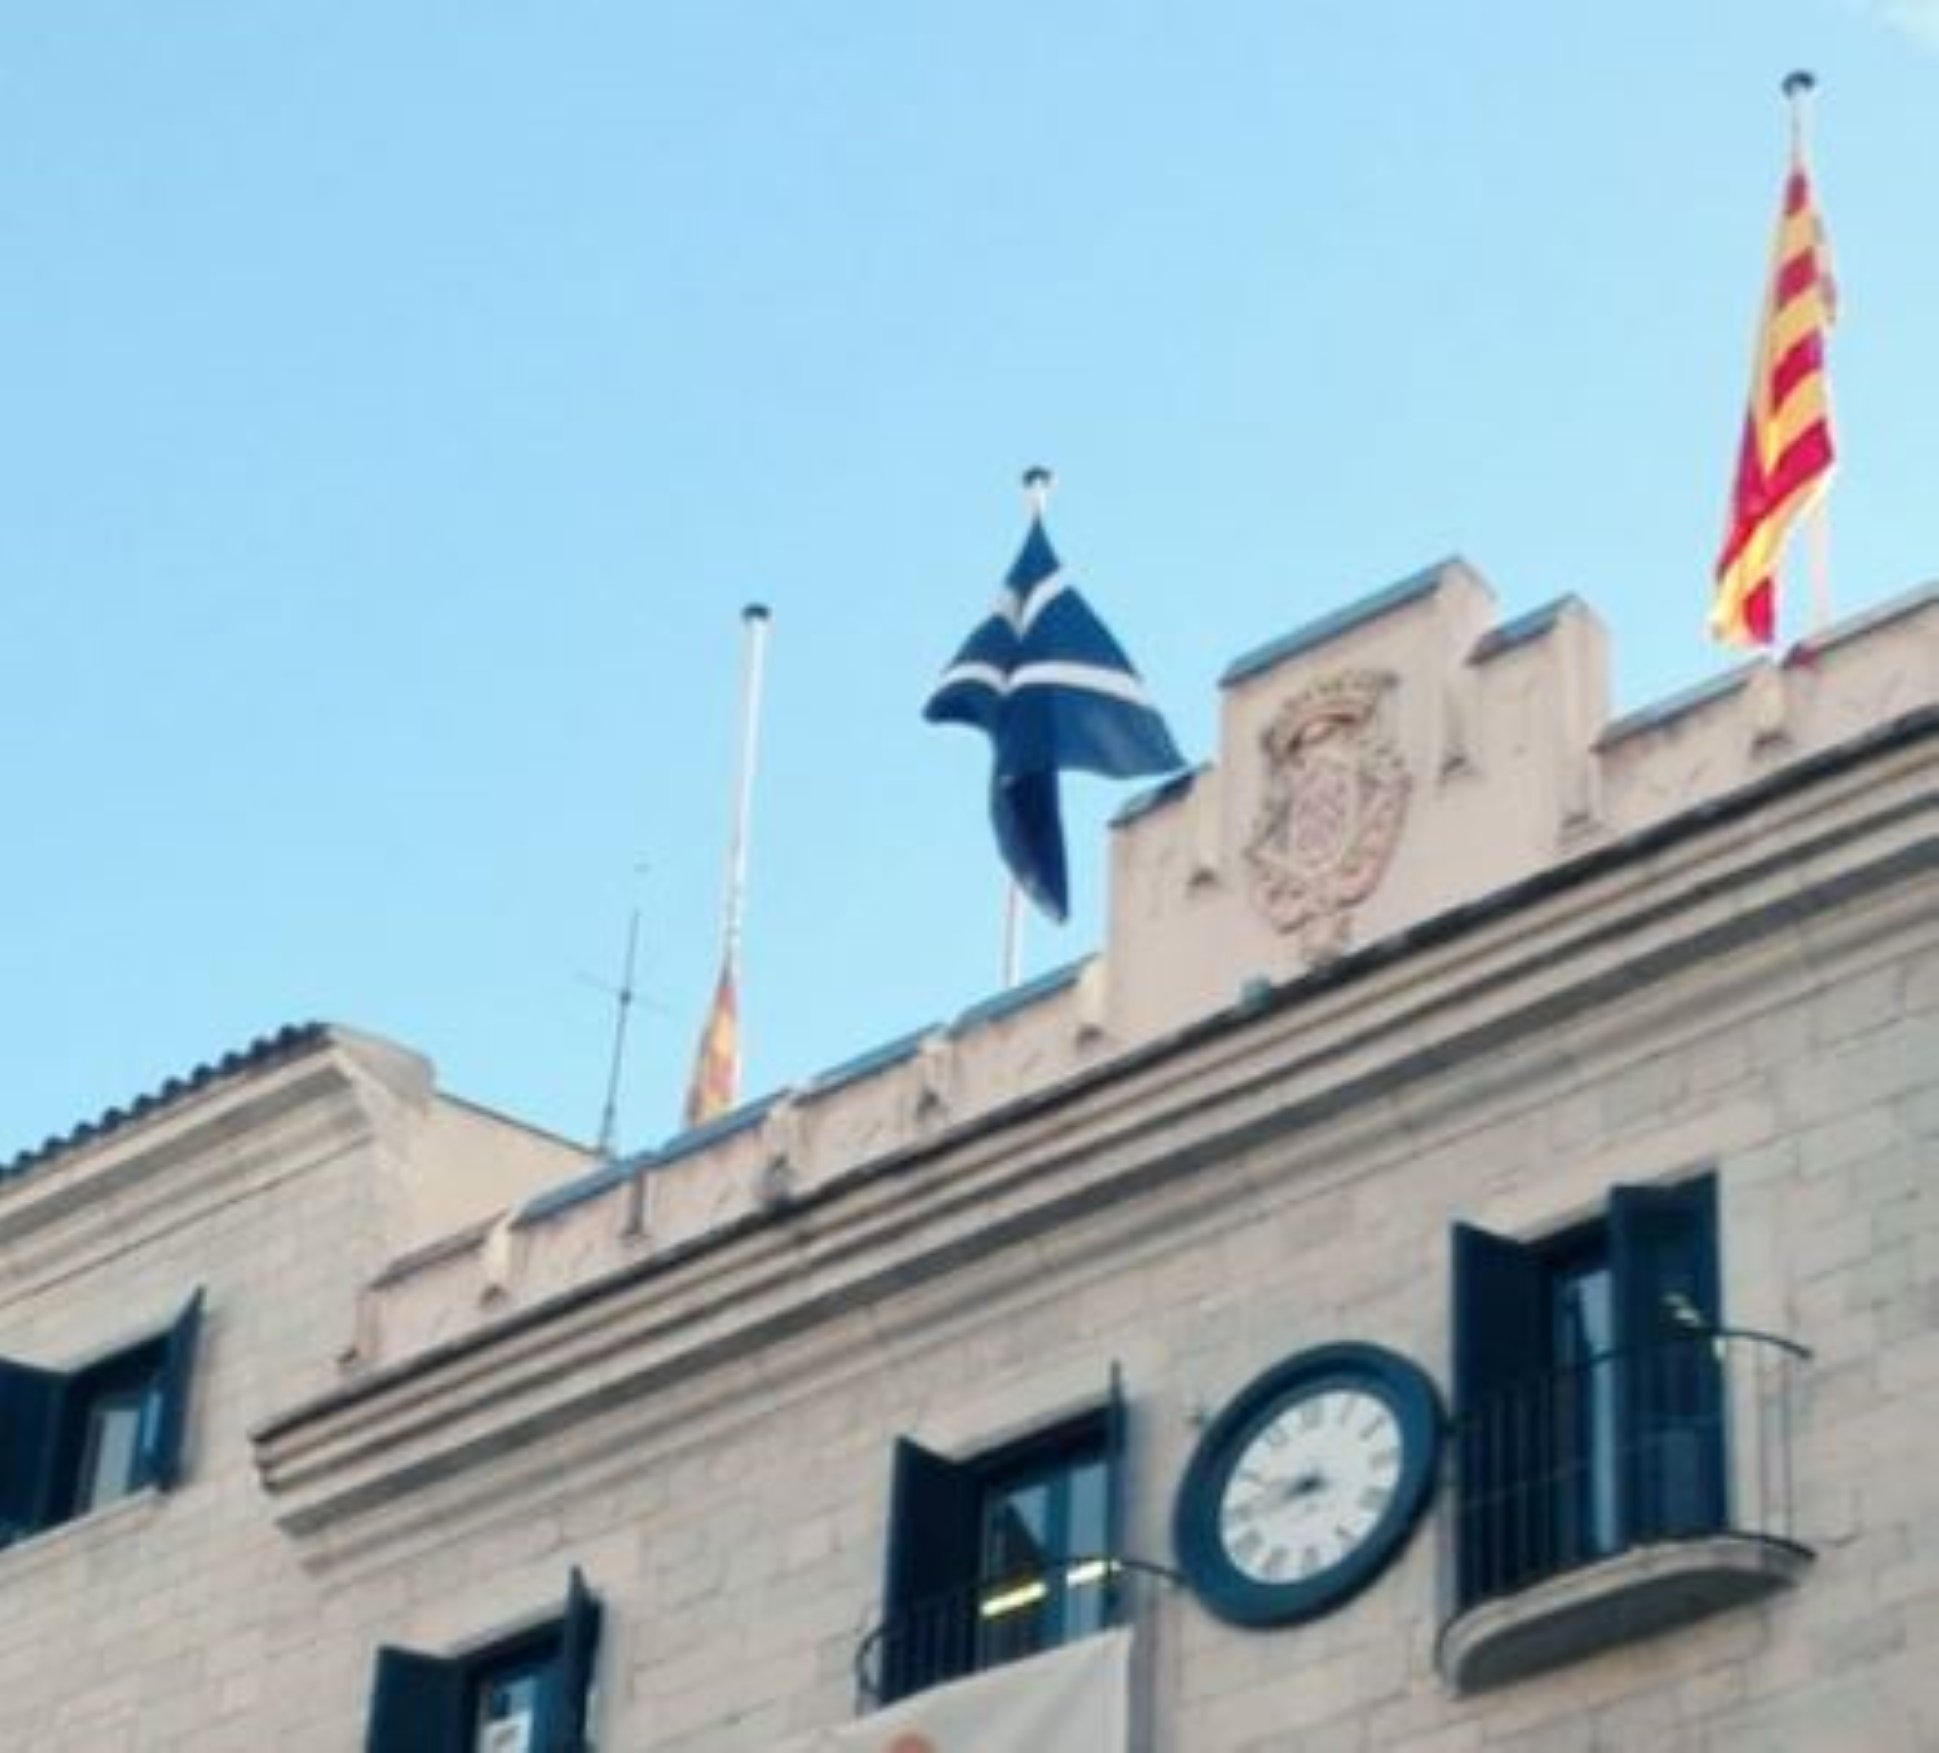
[
  {"left": 1712, "top": 86, "right": 1837, "bottom": 647},
  {"left": 683, "top": 960, "right": 739, "bottom": 1128},
  {"left": 926, "top": 477, "right": 1182, "bottom": 921}
]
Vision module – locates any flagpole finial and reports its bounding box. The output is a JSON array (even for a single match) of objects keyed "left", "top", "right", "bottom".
[
  {"left": 743, "top": 602, "right": 771, "bottom": 623},
  {"left": 1782, "top": 70, "right": 1818, "bottom": 158},
  {"left": 1021, "top": 466, "right": 1055, "bottom": 522}
]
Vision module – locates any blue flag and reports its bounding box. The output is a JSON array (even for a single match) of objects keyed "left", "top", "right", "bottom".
[{"left": 925, "top": 505, "right": 1183, "bottom": 921}]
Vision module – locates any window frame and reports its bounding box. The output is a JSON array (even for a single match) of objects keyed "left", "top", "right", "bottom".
[
  {"left": 0, "top": 1288, "right": 203, "bottom": 1547},
  {"left": 466, "top": 1620, "right": 567, "bottom": 1751},
  {"left": 1452, "top": 1175, "right": 1723, "bottom": 1609},
  {"left": 878, "top": 1369, "right": 1126, "bottom": 1706},
  {"left": 972, "top": 1411, "right": 1114, "bottom": 1667},
  {"left": 364, "top": 1567, "right": 602, "bottom": 1753},
  {"left": 57, "top": 1335, "right": 167, "bottom": 1521}
]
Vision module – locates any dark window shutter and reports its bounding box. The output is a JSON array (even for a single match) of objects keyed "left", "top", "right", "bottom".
[
  {"left": 1609, "top": 1177, "right": 1724, "bottom": 1540},
  {"left": 142, "top": 1288, "right": 204, "bottom": 1492},
  {"left": 1452, "top": 1221, "right": 1551, "bottom": 1607},
  {"left": 364, "top": 1646, "right": 465, "bottom": 1753},
  {"left": 1609, "top": 1176, "right": 1721, "bottom": 1340},
  {"left": 880, "top": 1436, "right": 983, "bottom": 1703},
  {"left": 553, "top": 1566, "right": 603, "bottom": 1753},
  {"left": 0, "top": 1356, "right": 67, "bottom": 1543},
  {"left": 1102, "top": 1363, "right": 1128, "bottom": 1627}
]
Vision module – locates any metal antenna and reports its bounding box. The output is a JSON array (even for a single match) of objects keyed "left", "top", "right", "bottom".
[{"left": 594, "top": 900, "right": 644, "bottom": 1162}]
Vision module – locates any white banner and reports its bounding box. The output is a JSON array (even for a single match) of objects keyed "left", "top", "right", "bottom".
[{"left": 792, "top": 1629, "right": 1132, "bottom": 1753}]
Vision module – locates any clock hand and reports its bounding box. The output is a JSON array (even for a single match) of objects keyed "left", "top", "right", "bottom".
[{"left": 1254, "top": 1469, "right": 1328, "bottom": 1513}]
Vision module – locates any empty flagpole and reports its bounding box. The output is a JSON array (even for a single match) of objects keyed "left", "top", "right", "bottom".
[
  {"left": 1786, "top": 70, "right": 1834, "bottom": 639},
  {"left": 721, "top": 602, "right": 772, "bottom": 981}
]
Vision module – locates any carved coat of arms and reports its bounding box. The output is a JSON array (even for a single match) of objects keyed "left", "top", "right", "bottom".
[{"left": 1244, "top": 670, "right": 1410, "bottom": 959}]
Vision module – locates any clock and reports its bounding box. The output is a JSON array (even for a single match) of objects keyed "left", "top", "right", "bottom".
[{"left": 1173, "top": 1341, "right": 1442, "bottom": 1627}]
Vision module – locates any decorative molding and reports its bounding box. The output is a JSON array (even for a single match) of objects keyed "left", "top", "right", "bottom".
[
  {"left": 249, "top": 730, "right": 1934, "bottom": 1555},
  {"left": 0, "top": 1056, "right": 374, "bottom": 1299},
  {"left": 1244, "top": 670, "right": 1411, "bottom": 959}
]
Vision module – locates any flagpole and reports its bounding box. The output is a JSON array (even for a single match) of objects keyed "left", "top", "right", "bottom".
[
  {"left": 721, "top": 603, "right": 772, "bottom": 985},
  {"left": 678, "top": 603, "right": 771, "bottom": 1133},
  {"left": 996, "top": 467, "right": 1058, "bottom": 988},
  {"left": 1002, "top": 881, "right": 1024, "bottom": 987},
  {"left": 1784, "top": 68, "right": 1814, "bottom": 159},
  {"left": 1784, "top": 70, "right": 1835, "bottom": 640}
]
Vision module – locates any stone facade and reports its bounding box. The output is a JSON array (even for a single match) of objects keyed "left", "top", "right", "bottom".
[
  {"left": 4, "top": 562, "right": 1936, "bottom": 1750},
  {"left": 0, "top": 1028, "right": 591, "bottom": 1750}
]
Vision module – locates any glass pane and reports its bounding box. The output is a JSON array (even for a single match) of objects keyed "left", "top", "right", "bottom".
[
  {"left": 984, "top": 1470, "right": 1057, "bottom": 1663},
  {"left": 1065, "top": 1456, "right": 1107, "bottom": 1559},
  {"left": 76, "top": 1388, "right": 149, "bottom": 1513},
  {"left": 975, "top": 1432, "right": 1113, "bottom": 1669},
  {"left": 1061, "top": 1456, "right": 1109, "bottom": 1637},
  {"left": 1553, "top": 1263, "right": 1619, "bottom": 1561},
  {"left": 473, "top": 1656, "right": 551, "bottom": 1753},
  {"left": 982, "top": 1479, "right": 1050, "bottom": 1582},
  {"left": 978, "top": 1476, "right": 1050, "bottom": 1666}
]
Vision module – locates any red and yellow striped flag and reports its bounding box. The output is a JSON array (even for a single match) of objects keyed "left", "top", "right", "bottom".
[
  {"left": 1711, "top": 123, "right": 1836, "bottom": 647},
  {"left": 683, "top": 960, "right": 739, "bottom": 1128}
]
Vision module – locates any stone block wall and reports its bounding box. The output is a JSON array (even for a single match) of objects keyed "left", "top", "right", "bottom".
[{"left": 253, "top": 695, "right": 1936, "bottom": 1749}]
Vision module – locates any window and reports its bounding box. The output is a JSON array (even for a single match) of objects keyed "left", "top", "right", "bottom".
[
  {"left": 1452, "top": 1177, "right": 1722, "bottom": 1608},
  {"left": 974, "top": 1421, "right": 1112, "bottom": 1668},
  {"left": 365, "top": 1568, "right": 602, "bottom": 1753},
  {"left": 0, "top": 1289, "right": 203, "bottom": 1546},
  {"left": 876, "top": 1373, "right": 1125, "bottom": 1705}
]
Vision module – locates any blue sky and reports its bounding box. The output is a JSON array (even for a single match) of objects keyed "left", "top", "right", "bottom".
[{"left": 4, "top": 1, "right": 1934, "bottom": 1164}]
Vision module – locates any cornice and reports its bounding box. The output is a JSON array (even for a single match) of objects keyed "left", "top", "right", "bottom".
[
  {"left": 0, "top": 1043, "right": 377, "bottom": 1301},
  {"left": 252, "top": 715, "right": 1938, "bottom": 1544},
  {"left": 1, "top": 1023, "right": 329, "bottom": 1180}
]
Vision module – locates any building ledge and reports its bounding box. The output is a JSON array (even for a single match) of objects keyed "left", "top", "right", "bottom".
[
  {"left": 254, "top": 728, "right": 1931, "bottom": 1551},
  {"left": 0, "top": 1487, "right": 164, "bottom": 1582},
  {"left": 1438, "top": 1533, "right": 1813, "bottom": 1691}
]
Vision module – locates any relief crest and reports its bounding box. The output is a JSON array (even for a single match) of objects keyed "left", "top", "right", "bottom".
[{"left": 1244, "top": 670, "right": 1410, "bottom": 958}]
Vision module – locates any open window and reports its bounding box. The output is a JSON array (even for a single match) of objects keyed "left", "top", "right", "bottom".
[
  {"left": 876, "top": 1370, "right": 1126, "bottom": 1705},
  {"left": 1443, "top": 1174, "right": 1809, "bottom": 1690},
  {"left": 1453, "top": 1177, "right": 1723, "bottom": 1607},
  {"left": 0, "top": 1288, "right": 203, "bottom": 1546},
  {"left": 365, "top": 1567, "right": 602, "bottom": 1753}
]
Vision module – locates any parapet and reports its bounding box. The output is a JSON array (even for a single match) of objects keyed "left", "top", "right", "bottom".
[{"left": 350, "top": 560, "right": 1939, "bottom": 1367}]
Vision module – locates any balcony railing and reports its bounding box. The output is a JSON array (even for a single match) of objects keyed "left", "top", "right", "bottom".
[
  {"left": 853, "top": 1554, "right": 1174, "bottom": 1711},
  {"left": 1441, "top": 1326, "right": 1812, "bottom": 1689}
]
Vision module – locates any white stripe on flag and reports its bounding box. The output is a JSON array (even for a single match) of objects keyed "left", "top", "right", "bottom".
[
  {"left": 930, "top": 659, "right": 1011, "bottom": 697},
  {"left": 932, "top": 657, "right": 1156, "bottom": 709},
  {"left": 1014, "top": 569, "right": 1069, "bottom": 634},
  {"left": 992, "top": 579, "right": 1034, "bottom": 633},
  {"left": 1008, "top": 660, "right": 1160, "bottom": 708}
]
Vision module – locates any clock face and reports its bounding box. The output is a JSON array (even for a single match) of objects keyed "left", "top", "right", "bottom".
[
  {"left": 1174, "top": 1343, "right": 1441, "bottom": 1628},
  {"left": 1217, "top": 1387, "right": 1403, "bottom": 1586}
]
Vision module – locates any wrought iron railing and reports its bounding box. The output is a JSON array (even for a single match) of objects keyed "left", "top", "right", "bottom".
[
  {"left": 853, "top": 1554, "right": 1175, "bottom": 1710},
  {"left": 1452, "top": 1327, "right": 1809, "bottom": 1611}
]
